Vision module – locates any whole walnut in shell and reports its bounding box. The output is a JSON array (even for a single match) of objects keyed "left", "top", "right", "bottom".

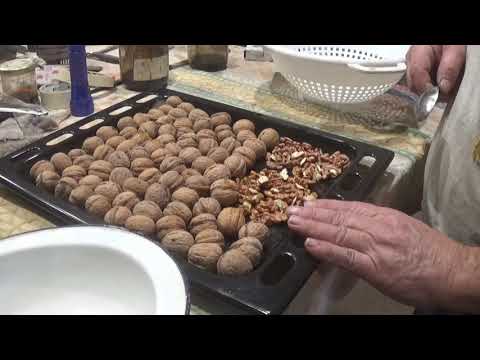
[
  {"left": 165, "top": 142, "right": 181, "bottom": 156},
  {"left": 233, "top": 146, "right": 256, "bottom": 169},
  {"left": 124, "top": 215, "right": 155, "bottom": 236},
  {"left": 112, "top": 191, "right": 140, "bottom": 210},
  {"left": 216, "top": 128, "right": 235, "bottom": 142},
  {"left": 158, "top": 123, "right": 177, "bottom": 137},
  {"left": 224, "top": 155, "right": 247, "bottom": 178},
  {"left": 128, "top": 146, "right": 150, "bottom": 161},
  {"left": 144, "top": 139, "right": 163, "bottom": 155},
  {"left": 258, "top": 128, "right": 280, "bottom": 151},
  {"left": 238, "top": 222, "right": 270, "bottom": 243},
  {"left": 107, "top": 150, "right": 130, "bottom": 168},
  {"left": 133, "top": 113, "right": 150, "bottom": 127},
  {"left": 69, "top": 185, "right": 94, "bottom": 206},
  {"left": 192, "top": 197, "right": 222, "bottom": 217},
  {"left": 211, "top": 113, "right": 232, "bottom": 128},
  {"left": 96, "top": 126, "right": 118, "bottom": 141},
  {"left": 106, "top": 136, "right": 126, "bottom": 149},
  {"left": 139, "top": 121, "right": 158, "bottom": 139},
  {"left": 197, "top": 129, "right": 217, "bottom": 141},
  {"left": 131, "top": 132, "right": 150, "bottom": 146},
  {"left": 159, "top": 171, "right": 184, "bottom": 192},
  {"left": 117, "top": 116, "right": 137, "bottom": 131},
  {"left": 195, "top": 229, "right": 225, "bottom": 248},
  {"left": 181, "top": 168, "right": 202, "bottom": 179},
  {"left": 204, "top": 164, "right": 231, "bottom": 184},
  {"left": 198, "top": 138, "right": 218, "bottom": 156},
  {"left": 50, "top": 152, "right": 72, "bottom": 173},
  {"left": 109, "top": 167, "right": 133, "bottom": 187},
  {"left": 67, "top": 149, "right": 86, "bottom": 161},
  {"left": 191, "top": 156, "right": 216, "bottom": 175},
  {"left": 133, "top": 200, "right": 162, "bottom": 221},
  {"left": 104, "top": 206, "right": 132, "bottom": 226},
  {"left": 176, "top": 135, "right": 198, "bottom": 149},
  {"left": 93, "top": 144, "right": 114, "bottom": 161},
  {"left": 189, "top": 213, "right": 218, "bottom": 237},
  {"left": 157, "top": 103, "right": 174, "bottom": 114},
  {"left": 88, "top": 160, "right": 113, "bottom": 181},
  {"left": 144, "top": 183, "right": 170, "bottom": 209},
  {"left": 210, "top": 179, "right": 239, "bottom": 207},
  {"left": 160, "top": 156, "right": 186, "bottom": 174},
  {"left": 217, "top": 207, "right": 245, "bottom": 238},
  {"left": 85, "top": 194, "right": 112, "bottom": 217},
  {"left": 220, "top": 137, "right": 241, "bottom": 154},
  {"left": 138, "top": 168, "right": 161, "bottom": 185},
  {"left": 123, "top": 177, "right": 149, "bottom": 197},
  {"left": 177, "top": 102, "right": 195, "bottom": 114},
  {"left": 156, "top": 115, "right": 175, "bottom": 126},
  {"left": 173, "top": 117, "right": 193, "bottom": 129},
  {"left": 188, "top": 243, "right": 223, "bottom": 272},
  {"left": 79, "top": 174, "right": 103, "bottom": 188},
  {"left": 62, "top": 165, "right": 87, "bottom": 182},
  {"left": 243, "top": 138, "right": 267, "bottom": 160},
  {"left": 116, "top": 139, "right": 137, "bottom": 153},
  {"left": 156, "top": 216, "right": 187, "bottom": 240},
  {"left": 230, "top": 237, "right": 263, "bottom": 267},
  {"left": 175, "top": 126, "right": 194, "bottom": 139},
  {"left": 193, "top": 118, "right": 212, "bottom": 133},
  {"left": 36, "top": 170, "right": 60, "bottom": 192},
  {"left": 189, "top": 108, "right": 209, "bottom": 122},
  {"left": 179, "top": 147, "right": 202, "bottom": 167},
  {"left": 236, "top": 129, "right": 257, "bottom": 144},
  {"left": 148, "top": 108, "right": 163, "bottom": 120},
  {"left": 131, "top": 157, "right": 155, "bottom": 176},
  {"left": 166, "top": 96, "right": 183, "bottom": 107},
  {"left": 30, "top": 160, "right": 55, "bottom": 179},
  {"left": 72, "top": 155, "right": 95, "bottom": 170},
  {"left": 94, "top": 181, "right": 122, "bottom": 201},
  {"left": 217, "top": 249, "right": 253, "bottom": 276},
  {"left": 82, "top": 136, "right": 104, "bottom": 154},
  {"left": 172, "top": 187, "right": 199, "bottom": 209},
  {"left": 54, "top": 177, "right": 78, "bottom": 199},
  {"left": 161, "top": 230, "right": 194, "bottom": 258},
  {"left": 233, "top": 119, "right": 255, "bottom": 135},
  {"left": 151, "top": 148, "right": 173, "bottom": 166},
  {"left": 185, "top": 175, "right": 210, "bottom": 197},
  {"left": 169, "top": 108, "right": 188, "bottom": 119},
  {"left": 163, "top": 201, "right": 192, "bottom": 224}
]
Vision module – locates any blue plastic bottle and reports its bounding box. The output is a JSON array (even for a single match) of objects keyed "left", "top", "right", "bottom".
[{"left": 69, "top": 45, "right": 94, "bottom": 116}]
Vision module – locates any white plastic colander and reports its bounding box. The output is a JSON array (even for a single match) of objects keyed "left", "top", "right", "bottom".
[{"left": 264, "top": 45, "right": 411, "bottom": 104}]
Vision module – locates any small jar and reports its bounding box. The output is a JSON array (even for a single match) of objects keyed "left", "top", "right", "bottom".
[
  {"left": 187, "top": 45, "right": 229, "bottom": 72},
  {"left": 0, "top": 58, "right": 38, "bottom": 103}
]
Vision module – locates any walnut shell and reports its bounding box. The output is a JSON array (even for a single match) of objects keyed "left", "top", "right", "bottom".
[
  {"left": 144, "top": 183, "right": 170, "bottom": 209},
  {"left": 173, "top": 117, "right": 193, "bottom": 129},
  {"left": 131, "top": 157, "right": 155, "bottom": 176},
  {"left": 125, "top": 215, "right": 156, "bottom": 236},
  {"left": 163, "top": 201, "right": 192, "bottom": 224},
  {"left": 216, "top": 128, "right": 235, "bottom": 142},
  {"left": 193, "top": 118, "right": 212, "bottom": 133},
  {"left": 79, "top": 174, "right": 103, "bottom": 188},
  {"left": 36, "top": 170, "right": 60, "bottom": 192},
  {"left": 169, "top": 108, "right": 188, "bottom": 119},
  {"left": 67, "top": 149, "right": 86, "bottom": 161},
  {"left": 82, "top": 136, "right": 104, "bottom": 154},
  {"left": 117, "top": 116, "right": 137, "bottom": 131},
  {"left": 139, "top": 121, "right": 158, "bottom": 139},
  {"left": 207, "top": 147, "right": 229, "bottom": 164},
  {"left": 109, "top": 167, "right": 133, "bottom": 187},
  {"left": 131, "top": 132, "right": 151, "bottom": 146},
  {"left": 62, "top": 165, "right": 87, "bottom": 182},
  {"left": 196, "top": 129, "right": 217, "bottom": 141},
  {"left": 143, "top": 139, "right": 163, "bottom": 155},
  {"left": 192, "top": 197, "right": 222, "bottom": 217},
  {"left": 116, "top": 139, "right": 137, "bottom": 153},
  {"left": 188, "top": 243, "right": 223, "bottom": 272},
  {"left": 107, "top": 150, "right": 131, "bottom": 168},
  {"left": 191, "top": 156, "right": 216, "bottom": 175},
  {"left": 258, "top": 128, "right": 280, "bottom": 151},
  {"left": 157, "top": 104, "right": 174, "bottom": 114},
  {"left": 224, "top": 155, "right": 247, "bottom": 178},
  {"left": 119, "top": 126, "right": 137, "bottom": 140},
  {"left": 158, "top": 124, "right": 176, "bottom": 137},
  {"left": 104, "top": 206, "right": 132, "bottom": 226},
  {"left": 160, "top": 156, "right": 186, "bottom": 174},
  {"left": 220, "top": 137, "right": 241, "bottom": 154},
  {"left": 165, "top": 142, "right": 182, "bottom": 156},
  {"left": 238, "top": 222, "right": 270, "bottom": 243},
  {"left": 204, "top": 164, "right": 231, "bottom": 184},
  {"left": 198, "top": 138, "right": 218, "bottom": 156},
  {"left": 133, "top": 113, "right": 150, "bottom": 127},
  {"left": 215, "top": 124, "right": 232, "bottom": 133},
  {"left": 179, "top": 147, "right": 202, "bottom": 167},
  {"left": 96, "top": 126, "right": 119, "bottom": 141},
  {"left": 88, "top": 160, "right": 113, "bottom": 181},
  {"left": 189, "top": 213, "right": 218, "bottom": 237},
  {"left": 156, "top": 216, "right": 187, "bottom": 240},
  {"left": 106, "top": 136, "right": 126, "bottom": 149},
  {"left": 233, "top": 146, "right": 256, "bottom": 169},
  {"left": 210, "top": 113, "right": 232, "bottom": 128},
  {"left": 217, "top": 207, "right": 245, "bottom": 239},
  {"left": 69, "top": 185, "right": 94, "bottom": 206},
  {"left": 112, "top": 191, "right": 140, "bottom": 209},
  {"left": 236, "top": 129, "right": 257, "bottom": 144},
  {"left": 72, "top": 155, "right": 95, "bottom": 171},
  {"left": 185, "top": 175, "right": 210, "bottom": 197},
  {"left": 217, "top": 249, "right": 253, "bottom": 276},
  {"left": 233, "top": 119, "right": 255, "bottom": 135},
  {"left": 147, "top": 108, "right": 163, "bottom": 120},
  {"left": 243, "top": 138, "right": 267, "bottom": 160},
  {"left": 177, "top": 102, "right": 195, "bottom": 114},
  {"left": 171, "top": 187, "right": 199, "bottom": 209},
  {"left": 138, "top": 168, "right": 161, "bottom": 185},
  {"left": 189, "top": 108, "right": 209, "bottom": 122},
  {"left": 93, "top": 144, "right": 115, "bottom": 161},
  {"left": 85, "top": 194, "right": 112, "bottom": 217},
  {"left": 133, "top": 201, "right": 163, "bottom": 222},
  {"left": 128, "top": 146, "right": 150, "bottom": 161},
  {"left": 156, "top": 134, "right": 176, "bottom": 147},
  {"left": 54, "top": 177, "right": 78, "bottom": 199},
  {"left": 155, "top": 115, "right": 175, "bottom": 126},
  {"left": 159, "top": 171, "right": 185, "bottom": 192},
  {"left": 210, "top": 179, "right": 239, "bottom": 207},
  {"left": 195, "top": 229, "right": 225, "bottom": 248},
  {"left": 161, "top": 230, "right": 194, "bottom": 258},
  {"left": 166, "top": 96, "right": 183, "bottom": 107},
  {"left": 123, "top": 177, "right": 149, "bottom": 197},
  {"left": 229, "top": 237, "right": 263, "bottom": 267},
  {"left": 30, "top": 160, "right": 56, "bottom": 179},
  {"left": 181, "top": 168, "right": 202, "bottom": 179},
  {"left": 50, "top": 152, "right": 72, "bottom": 173},
  {"left": 94, "top": 181, "right": 122, "bottom": 201},
  {"left": 176, "top": 134, "right": 197, "bottom": 148},
  {"left": 150, "top": 148, "right": 172, "bottom": 166}
]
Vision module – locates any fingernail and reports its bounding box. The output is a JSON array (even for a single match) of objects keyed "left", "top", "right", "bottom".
[
  {"left": 288, "top": 215, "right": 300, "bottom": 226},
  {"left": 287, "top": 206, "right": 301, "bottom": 216},
  {"left": 305, "top": 238, "right": 316, "bottom": 248},
  {"left": 439, "top": 79, "right": 452, "bottom": 94}
]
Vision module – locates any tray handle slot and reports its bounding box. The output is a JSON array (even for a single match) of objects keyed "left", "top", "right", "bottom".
[
  {"left": 79, "top": 118, "right": 104, "bottom": 130},
  {"left": 260, "top": 252, "right": 296, "bottom": 286},
  {"left": 46, "top": 133, "right": 73, "bottom": 146},
  {"left": 109, "top": 106, "right": 132, "bottom": 116},
  {"left": 9, "top": 147, "right": 42, "bottom": 162},
  {"left": 136, "top": 94, "right": 159, "bottom": 103}
]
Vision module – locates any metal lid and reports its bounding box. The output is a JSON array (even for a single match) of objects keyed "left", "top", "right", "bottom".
[{"left": 0, "top": 58, "right": 35, "bottom": 72}]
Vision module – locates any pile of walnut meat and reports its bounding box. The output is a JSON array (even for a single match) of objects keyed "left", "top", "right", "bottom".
[{"left": 29, "top": 95, "right": 280, "bottom": 276}]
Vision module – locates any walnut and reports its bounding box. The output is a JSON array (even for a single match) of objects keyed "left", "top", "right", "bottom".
[
  {"left": 176, "top": 133, "right": 197, "bottom": 148},
  {"left": 88, "top": 160, "right": 113, "bottom": 181},
  {"left": 233, "top": 146, "right": 256, "bottom": 169},
  {"left": 161, "top": 230, "right": 194, "bottom": 258},
  {"left": 30, "top": 160, "right": 55, "bottom": 179},
  {"left": 216, "top": 128, "right": 235, "bottom": 142},
  {"left": 62, "top": 165, "right": 87, "bottom": 182},
  {"left": 138, "top": 168, "right": 161, "bottom": 184},
  {"left": 133, "top": 113, "right": 150, "bottom": 127},
  {"left": 169, "top": 108, "right": 188, "bottom": 119},
  {"left": 177, "top": 102, "right": 195, "bottom": 114},
  {"left": 220, "top": 137, "right": 241, "bottom": 154},
  {"left": 79, "top": 175, "right": 103, "bottom": 188},
  {"left": 50, "top": 152, "right": 72, "bottom": 173},
  {"left": 109, "top": 167, "right": 133, "bottom": 187},
  {"left": 196, "top": 129, "right": 217, "bottom": 141},
  {"left": 123, "top": 177, "right": 149, "bottom": 197},
  {"left": 116, "top": 139, "right": 137, "bottom": 153},
  {"left": 179, "top": 147, "right": 202, "bottom": 166},
  {"left": 163, "top": 201, "right": 192, "bottom": 224},
  {"left": 69, "top": 185, "right": 94, "bottom": 206},
  {"left": 147, "top": 108, "right": 163, "bottom": 120},
  {"left": 210, "top": 179, "right": 239, "bottom": 207},
  {"left": 230, "top": 237, "right": 263, "bottom": 267},
  {"left": 165, "top": 142, "right": 181, "bottom": 156},
  {"left": 131, "top": 157, "right": 155, "bottom": 176},
  {"left": 36, "top": 170, "right": 60, "bottom": 192},
  {"left": 149, "top": 148, "right": 170, "bottom": 166},
  {"left": 198, "top": 138, "right": 218, "bottom": 156},
  {"left": 133, "top": 201, "right": 162, "bottom": 222},
  {"left": 160, "top": 156, "right": 186, "bottom": 174},
  {"left": 119, "top": 126, "right": 138, "bottom": 139},
  {"left": 238, "top": 222, "right": 270, "bottom": 243},
  {"left": 93, "top": 144, "right": 114, "bottom": 161},
  {"left": 192, "top": 197, "right": 222, "bottom": 217},
  {"left": 233, "top": 119, "right": 255, "bottom": 135},
  {"left": 188, "top": 243, "right": 223, "bottom": 272},
  {"left": 166, "top": 96, "right": 183, "bottom": 107},
  {"left": 193, "top": 118, "right": 212, "bottom": 133},
  {"left": 195, "top": 229, "right": 225, "bottom": 248},
  {"left": 224, "top": 155, "right": 247, "bottom": 178},
  {"left": 191, "top": 156, "right": 216, "bottom": 175},
  {"left": 236, "top": 129, "right": 257, "bottom": 144},
  {"left": 189, "top": 213, "right": 218, "bottom": 237},
  {"left": 156, "top": 134, "right": 176, "bottom": 147},
  {"left": 85, "top": 194, "right": 112, "bottom": 217},
  {"left": 210, "top": 113, "right": 232, "bottom": 128},
  {"left": 204, "top": 164, "right": 231, "bottom": 184},
  {"left": 94, "top": 181, "right": 122, "bottom": 201},
  {"left": 139, "top": 121, "right": 159, "bottom": 138},
  {"left": 128, "top": 146, "right": 150, "bottom": 161},
  {"left": 185, "top": 175, "right": 210, "bottom": 197},
  {"left": 72, "top": 155, "right": 95, "bottom": 170},
  {"left": 156, "top": 215, "right": 187, "bottom": 240},
  {"left": 159, "top": 171, "right": 184, "bottom": 192},
  {"left": 82, "top": 136, "right": 104, "bottom": 154},
  {"left": 96, "top": 126, "right": 119, "bottom": 141},
  {"left": 144, "top": 183, "right": 170, "bottom": 209},
  {"left": 258, "top": 128, "right": 280, "bottom": 151},
  {"left": 155, "top": 115, "right": 175, "bottom": 126},
  {"left": 189, "top": 108, "right": 209, "bottom": 122},
  {"left": 107, "top": 150, "right": 130, "bottom": 168},
  {"left": 215, "top": 124, "right": 233, "bottom": 133},
  {"left": 104, "top": 206, "right": 131, "bottom": 226},
  {"left": 172, "top": 187, "right": 199, "bottom": 209},
  {"left": 125, "top": 215, "right": 156, "bottom": 236},
  {"left": 158, "top": 124, "right": 176, "bottom": 137},
  {"left": 157, "top": 104, "right": 174, "bottom": 114},
  {"left": 112, "top": 191, "right": 140, "bottom": 209},
  {"left": 217, "top": 249, "right": 253, "bottom": 276},
  {"left": 217, "top": 207, "right": 245, "bottom": 238},
  {"left": 207, "top": 147, "right": 229, "bottom": 163},
  {"left": 54, "top": 177, "right": 78, "bottom": 199},
  {"left": 106, "top": 136, "right": 126, "bottom": 149},
  {"left": 131, "top": 132, "right": 151, "bottom": 146},
  {"left": 243, "top": 138, "right": 267, "bottom": 160},
  {"left": 173, "top": 117, "right": 193, "bottom": 129},
  {"left": 117, "top": 116, "right": 137, "bottom": 131},
  {"left": 144, "top": 139, "right": 163, "bottom": 156},
  {"left": 67, "top": 149, "right": 86, "bottom": 161}
]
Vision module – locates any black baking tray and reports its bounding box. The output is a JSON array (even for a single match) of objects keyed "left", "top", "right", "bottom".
[{"left": 0, "top": 89, "right": 394, "bottom": 315}]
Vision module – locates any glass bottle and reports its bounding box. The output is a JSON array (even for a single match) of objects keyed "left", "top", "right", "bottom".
[
  {"left": 119, "top": 45, "right": 169, "bottom": 91},
  {"left": 187, "top": 45, "right": 229, "bottom": 72}
]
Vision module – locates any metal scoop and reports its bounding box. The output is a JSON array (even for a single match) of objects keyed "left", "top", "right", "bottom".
[{"left": 414, "top": 83, "right": 440, "bottom": 123}]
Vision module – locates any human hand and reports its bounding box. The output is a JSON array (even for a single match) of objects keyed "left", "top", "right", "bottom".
[
  {"left": 406, "top": 45, "right": 466, "bottom": 100},
  {"left": 287, "top": 200, "right": 471, "bottom": 311}
]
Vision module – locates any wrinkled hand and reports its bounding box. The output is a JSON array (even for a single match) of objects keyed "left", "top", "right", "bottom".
[
  {"left": 287, "top": 200, "right": 467, "bottom": 310},
  {"left": 406, "top": 45, "right": 466, "bottom": 100}
]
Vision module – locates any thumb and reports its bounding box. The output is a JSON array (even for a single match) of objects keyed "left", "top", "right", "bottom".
[{"left": 437, "top": 45, "right": 466, "bottom": 95}]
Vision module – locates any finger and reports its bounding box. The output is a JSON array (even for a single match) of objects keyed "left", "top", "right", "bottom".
[
  {"left": 406, "top": 45, "right": 438, "bottom": 94},
  {"left": 299, "top": 199, "right": 383, "bottom": 217},
  {"left": 437, "top": 45, "right": 466, "bottom": 95}
]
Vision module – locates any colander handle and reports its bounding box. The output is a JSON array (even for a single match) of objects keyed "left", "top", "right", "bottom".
[{"left": 347, "top": 62, "right": 406, "bottom": 73}]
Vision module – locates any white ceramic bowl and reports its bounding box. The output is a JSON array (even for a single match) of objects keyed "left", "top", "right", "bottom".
[{"left": 0, "top": 226, "right": 189, "bottom": 315}]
